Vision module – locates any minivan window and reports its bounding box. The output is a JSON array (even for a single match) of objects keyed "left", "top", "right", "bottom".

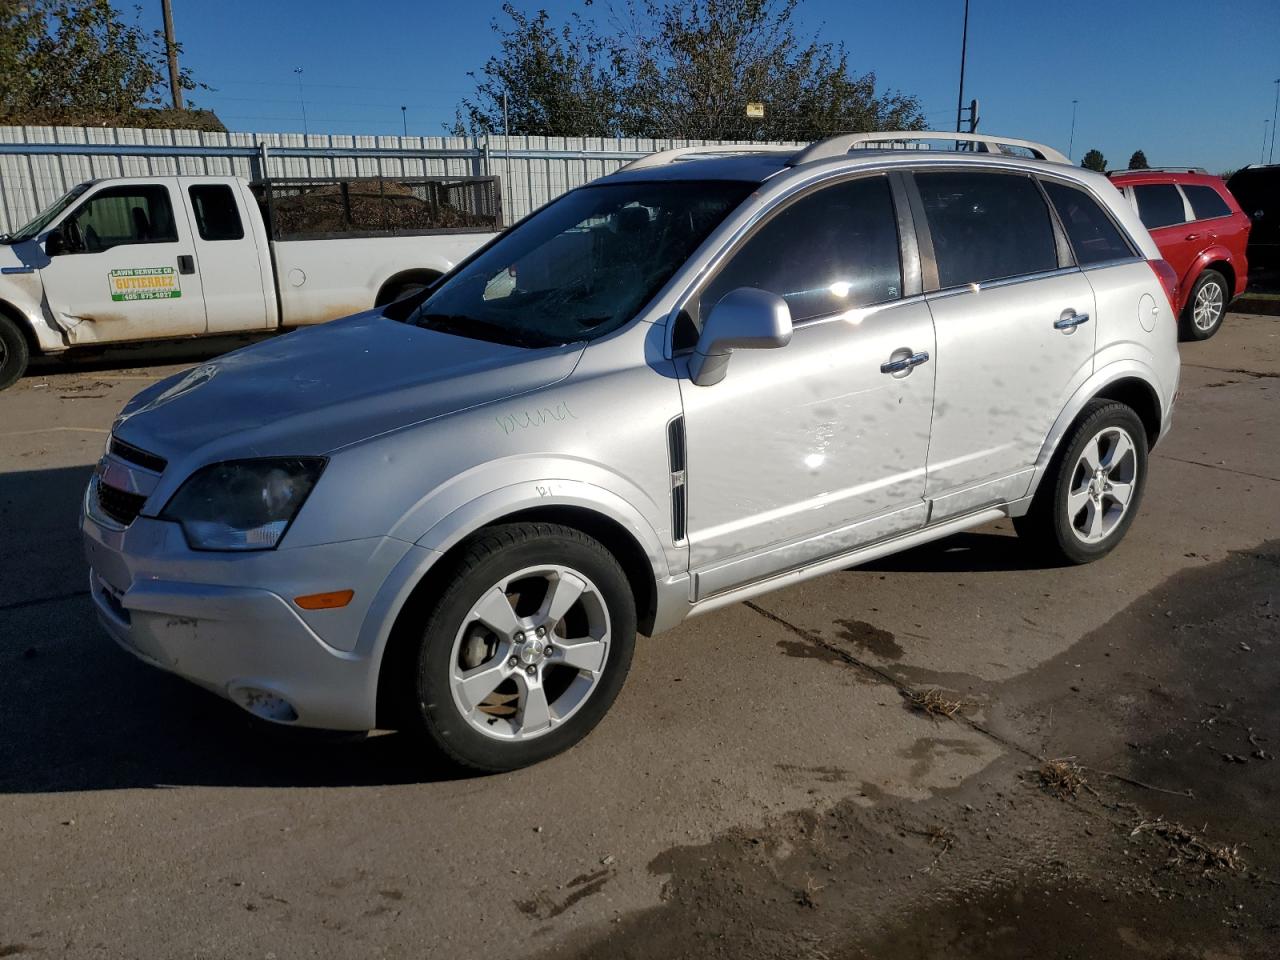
[
  {"left": 699, "top": 176, "right": 902, "bottom": 324},
  {"left": 189, "top": 184, "right": 245, "bottom": 241},
  {"left": 1042, "top": 180, "right": 1133, "bottom": 265},
  {"left": 1183, "top": 184, "right": 1232, "bottom": 221},
  {"left": 1133, "top": 183, "right": 1186, "bottom": 229},
  {"left": 412, "top": 180, "right": 753, "bottom": 348},
  {"left": 915, "top": 171, "right": 1057, "bottom": 287},
  {"left": 65, "top": 185, "right": 178, "bottom": 252}
]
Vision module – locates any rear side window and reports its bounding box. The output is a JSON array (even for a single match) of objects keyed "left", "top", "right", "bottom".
[
  {"left": 914, "top": 172, "right": 1057, "bottom": 287},
  {"left": 1183, "top": 184, "right": 1232, "bottom": 221},
  {"left": 188, "top": 184, "right": 245, "bottom": 241},
  {"left": 1133, "top": 184, "right": 1186, "bottom": 229},
  {"left": 699, "top": 176, "right": 902, "bottom": 323},
  {"left": 1042, "top": 181, "right": 1133, "bottom": 265}
]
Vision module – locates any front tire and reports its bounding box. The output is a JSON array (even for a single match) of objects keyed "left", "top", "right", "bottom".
[
  {"left": 0, "top": 313, "right": 31, "bottom": 391},
  {"left": 1180, "top": 269, "right": 1227, "bottom": 341},
  {"left": 1014, "top": 400, "right": 1148, "bottom": 565},
  {"left": 405, "top": 522, "right": 636, "bottom": 772}
]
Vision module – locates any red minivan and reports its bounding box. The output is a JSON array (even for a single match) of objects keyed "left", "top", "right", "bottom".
[{"left": 1108, "top": 169, "right": 1249, "bottom": 340}]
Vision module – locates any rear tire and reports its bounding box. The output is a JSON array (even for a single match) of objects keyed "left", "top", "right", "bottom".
[
  {"left": 0, "top": 313, "right": 31, "bottom": 391},
  {"left": 1179, "top": 269, "right": 1227, "bottom": 341},
  {"left": 1014, "top": 400, "right": 1148, "bottom": 565},
  {"left": 402, "top": 522, "right": 636, "bottom": 772}
]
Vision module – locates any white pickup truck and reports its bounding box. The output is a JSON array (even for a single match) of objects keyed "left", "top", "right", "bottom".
[{"left": 0, "top": 174, "right": 498, "bottom": 389}]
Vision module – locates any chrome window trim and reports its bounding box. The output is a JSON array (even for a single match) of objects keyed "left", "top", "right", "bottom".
[
  {"left": 791, "top": 292, "right": 928, "bottom": 330},
  {"left": 1081, "top": 255, "right": 1145, "bottom": 272},
  {"left": 924, "top": 265, "right": 1083, "bottom": 301}
]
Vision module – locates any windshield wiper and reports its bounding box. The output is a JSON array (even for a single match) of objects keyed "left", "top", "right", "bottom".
[{"left": 415, "top": 312, "right": 557, "bottom": 349}]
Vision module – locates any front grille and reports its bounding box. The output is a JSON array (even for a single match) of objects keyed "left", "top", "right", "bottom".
[
  {"left": 109, "top": 437, "right": 167, "bottom": 473},
  {"left": 97, "top": 481, "right": 147, "bottom": 527}
]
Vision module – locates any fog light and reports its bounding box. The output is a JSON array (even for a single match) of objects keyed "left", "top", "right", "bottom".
[{"left": 230, "top": 686, "right": 299, "bottom": 723}]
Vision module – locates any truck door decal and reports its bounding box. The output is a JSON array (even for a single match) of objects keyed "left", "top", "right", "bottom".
[{"left": 108, "top": 267, "right": 182, "bottom": 302}]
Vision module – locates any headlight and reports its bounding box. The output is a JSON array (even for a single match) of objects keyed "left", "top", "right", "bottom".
[{"left": 160, "top": 458, "right": 326, "bottom": 551}]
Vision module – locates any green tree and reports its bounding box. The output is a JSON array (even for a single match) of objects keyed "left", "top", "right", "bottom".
[
  {"left": 0, "top": 0, "right": 207, "bottom": 126},
  {"left": 456, "top": 0, "right": 924, "bottom": 139},
  {"left": 1081, "top": 149, "right": 1107, "bottom": 172},
  {"left": 1127, "top": 149, "right": 1149, "bottom": 169}
]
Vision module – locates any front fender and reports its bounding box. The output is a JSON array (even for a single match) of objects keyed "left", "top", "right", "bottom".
[{"left": 0, "top": 285, "right": 64, "bottom": 354}]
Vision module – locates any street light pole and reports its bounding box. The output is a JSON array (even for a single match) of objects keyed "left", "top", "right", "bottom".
[
  {"left": 1068, "top": 99, "right": 1078, "bottom": 161},
  {"left": 294, "top": 68, "right": 308, "bottom": 138},
  {"left": 401, "top": 106, "right": 407, "bottom": 138},
  {"left": 1265, "top": 120, "right": 1271, "bottom": 165},
  {"left": 1270, "top": 79, "right": 1280, "bottom": 164},
  {"left": 954, "top": 0, "right": 970, "bottom": 134}
]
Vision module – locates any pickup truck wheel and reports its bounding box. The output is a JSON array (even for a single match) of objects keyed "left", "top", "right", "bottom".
[
  {"left": 407, "top": 522, "right": 636, "bottom": 772},
  {"left": 0, "top": 313, "right": 31, "bottom": 391},
  {"left": 1014, "top": 400, "right": 1148, "bottom": 565},
  {"left": 1180, "top": 269, "right": 1227, "bottom": 341}
]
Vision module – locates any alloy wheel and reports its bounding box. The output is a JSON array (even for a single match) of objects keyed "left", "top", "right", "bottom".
[
  {"left": 1192, "top": 279, "right": 1224, "bottom": 332},
  {"left": 448, "top": 564, "right": 611, "bottom": 741},
  {"left": 1066, "top": 426, "right": 1139, "bottom": 544}
]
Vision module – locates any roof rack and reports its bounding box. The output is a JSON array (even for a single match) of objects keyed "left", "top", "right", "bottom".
[
  {"left": 788, "top": 131, "right": 1069, "bottom": 166},
  {"left": 622, "top": 144, "right": 798, "bottom": 171},
  {"left": 1108, "top": 166, "right": 1207, "bottom": 175}
]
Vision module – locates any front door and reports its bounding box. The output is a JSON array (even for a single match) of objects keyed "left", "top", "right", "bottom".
[
  {"left": 678, "top": 174, "right": 936, "bottom": 599},
  {"left": 39, "top": 179, "right": 207, "bottom": 345}
]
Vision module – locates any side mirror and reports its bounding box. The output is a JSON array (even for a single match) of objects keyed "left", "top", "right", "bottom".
[
  {"left": 689, "top": 287, "right": 792, "bottom": 386},
  {"left": 45, "top": 229, "right": 65, "bottom": 256}
]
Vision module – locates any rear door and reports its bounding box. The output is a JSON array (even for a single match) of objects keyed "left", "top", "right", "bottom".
[
  {"left": 38, "top": 179, "right": 207, "bottom": 344},
  {"left": 1129, "top": 182, "right": 1198, "bottom": 306},
  {"left": 182, "top": 179, "right": 272, "bottom": 333},
  {"left": 912, "top": 169, "right": 1097, "bottom": 520}
]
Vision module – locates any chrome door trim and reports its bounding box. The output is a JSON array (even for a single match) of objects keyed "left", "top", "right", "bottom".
[{"left": 925, "top": 265, "right": 1084, "bottom": 301}]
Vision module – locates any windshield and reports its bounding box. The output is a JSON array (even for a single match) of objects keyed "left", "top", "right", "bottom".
[
  {"left": 4, "top": 182, "right": 93, "bottom": 243},
  {"left": 410, "top": 180, "right": 755, "bottom": 347}
]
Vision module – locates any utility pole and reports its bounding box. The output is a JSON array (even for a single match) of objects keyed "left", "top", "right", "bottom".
[
  {"left": 1068, "top": 99, "right": 1078, "bottom": 161},
  {"left": 401, "top": 106, "right": 407, "bottom": 138},
  {"left": 954, "top": 0, "right": 970, "bottom": 134},
  {"left": 294, "top": 68, "right": 308, "bottom": 137},
  {"left": 1265, "top": 120, "right": 1271, "bottom": 165},
  {"left": 1270, "top": 79, "right": 1280, "bottom": 164},
  {"left": 161, "top": 0, "right": 183, "bottom": 110}
]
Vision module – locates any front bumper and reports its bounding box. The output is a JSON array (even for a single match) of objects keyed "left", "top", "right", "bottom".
[{"left": 82, "top": 477, "right": 424, "bottom": 730}]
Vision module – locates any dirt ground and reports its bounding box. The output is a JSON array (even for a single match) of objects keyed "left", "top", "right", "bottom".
[{"left": 1, "top": 311, "right": 1277, "bottom": 958}]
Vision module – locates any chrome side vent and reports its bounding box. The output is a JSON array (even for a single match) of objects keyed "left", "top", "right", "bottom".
[{"left": 667, "top": 416, "right": 687, "bottom": 544}]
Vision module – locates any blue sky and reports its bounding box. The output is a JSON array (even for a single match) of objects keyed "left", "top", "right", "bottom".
[{"left": 153, "top": 0, "right": 1279, "bottom": 173}]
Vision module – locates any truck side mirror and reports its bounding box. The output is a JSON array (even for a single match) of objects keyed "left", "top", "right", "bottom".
[
  {"left": 689, "top": 287, "right": 793, "bottom": 386},
  {"left": 45, "top": 229, "right": 65, "bottom": 256}
]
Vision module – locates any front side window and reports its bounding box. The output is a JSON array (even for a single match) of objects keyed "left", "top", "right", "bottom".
[
  {"left": 5, "top": 182, "right": 92, "bottom": 243},
  {"left": 1133, "top": 183, "right": 1186, "bottom": 230},
  {"left": 189, "top": 184, "right": 245, "bottom": 240},
  {"left": 1183, "top": 184, "right": 1232, "bottom": 222},
  {"left": 915, "top": 171, "right": 1058, "bottom": 287},
  {"left": 1042, "top": 180, "right": 1133, "bottom": 265},
  {"left": 64, "top": 185, "right": 178, "bottom": 252},
  {"left": 697, "top": 176, "right": 903, "bottom": 324},
  {"left": 412, "top": 180, "right": 753, "bottom": 348}
]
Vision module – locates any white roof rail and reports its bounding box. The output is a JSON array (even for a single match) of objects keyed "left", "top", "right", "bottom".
[
  {"left": 789, "top": 131, "right": 1069, "bottom": 166},
  {"left": 622, "top": 143, "right": 798, "bottom": 171}
]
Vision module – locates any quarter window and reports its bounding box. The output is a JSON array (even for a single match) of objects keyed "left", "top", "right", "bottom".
[
  {"left": 65, "top": 185, "right": 177, "bottom": 252},
  {"left": 699, "top": 176, "right": 902, "bottom": 324},
  {"left": 189, "top": 184, "right": 245, "bottom": 240},
  {"left": 1042, "top": 180, "right": 1133, "bottom": 265},
  {"left": 1133, "top": 184, "right": 1186, "bottom": 230},
  {"left": 1183, "top": 184, "right": 1232, "bottom": 221},
  {"left": 914, "top": 172, "right": 1058, "bottom": 287}
]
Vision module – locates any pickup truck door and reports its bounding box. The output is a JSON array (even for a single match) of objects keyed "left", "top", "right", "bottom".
[
  {"left": 38, "top": 179, "right": 207, "bottom": 344},
  {"left": 181, "top": 179, "right": 272, "bottom": 333}
]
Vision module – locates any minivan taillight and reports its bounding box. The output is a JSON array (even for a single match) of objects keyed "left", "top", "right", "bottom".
[{"left": 1148, "top": 259, "right": 1179, "bottom": 316}]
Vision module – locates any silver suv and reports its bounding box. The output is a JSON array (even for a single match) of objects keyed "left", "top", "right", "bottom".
[{"left": 82, "top": 132, "right": 1181, "bottom": 770}]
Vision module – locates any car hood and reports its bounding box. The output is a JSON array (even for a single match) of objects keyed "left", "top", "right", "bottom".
[{"left": 113, "top": 311, "right": 584, "bottom": 462}]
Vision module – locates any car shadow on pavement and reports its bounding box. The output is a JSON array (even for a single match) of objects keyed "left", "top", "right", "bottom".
[
  {"left": 856, "top": 528, "right": 1055, "bottom": 573},
  {"left": 0, "top": 465, "right": 469, "bottom": 793}
]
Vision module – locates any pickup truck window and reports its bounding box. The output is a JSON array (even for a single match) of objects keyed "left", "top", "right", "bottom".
[
  {"left": 3, "top": 182, "right": 91, "bottom": 243},
  {"left": 189, "top": 185, "right": 245, "bottom": 241},
  {"left": 65, "top": 184, "right": 178, "bottom": 253},
  {"left": 412, "top": 180, "right": 754, "bottom": 348}
]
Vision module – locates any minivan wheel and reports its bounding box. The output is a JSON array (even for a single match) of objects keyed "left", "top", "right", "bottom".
[
  {"left": 0, "top": 313, "right": 31, "bottom": 392},
  {"left": 1180, "top": 269, "right": 1227, "bottom": 341},
  {"left": 1014, "top": 400, "right": 1148, "bottom": 565},
  {"left": 406, "top": 522, "right": 636, "bottom": 772}
]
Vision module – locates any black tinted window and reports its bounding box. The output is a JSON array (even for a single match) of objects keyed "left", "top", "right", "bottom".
[
  {"left": 189, "top": 184, "right": 244, "bottom": 240},
  {"left": 915, "top": 172, "right": 1057, "bottom": 287},
  {"left": 67, "top": 185, "right": 177, "bottom": 252},
  {"left": 1183, "top": 184, "right": 1232, "bottom": 221},
  {"left": 1133, "top": 184, "right": 1186, "bottom": 229},
  {"left": 1043, "top": 181, "right": 1133, "bottom": 265},
  {"left": 700, "top": 176, "right": 902, "bottom": 324}
]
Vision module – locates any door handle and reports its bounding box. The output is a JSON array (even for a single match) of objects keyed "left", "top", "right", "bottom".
[
  {"left": 1054, "top": 311, "right": 1090, "bottom": 331},
  {"left": 1184, "top": 233, "right": 1201, "bottom": 241},
  {"left": 880, "top": 350, "right": 930, "bottom": 374},
  {"left": 176, "top": 255, "right": 195, "bottom": 275}
]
